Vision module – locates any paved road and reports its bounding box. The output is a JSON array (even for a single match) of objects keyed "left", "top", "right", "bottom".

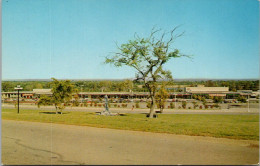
[
  {"left": 2, "top": 120, "right": 259, "bottom": 165},
  {"left": 2, "top": 104, "right": 259, "bottom": 115}
]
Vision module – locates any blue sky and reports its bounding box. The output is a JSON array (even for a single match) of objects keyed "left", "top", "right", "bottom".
[{"left": 2, "top": 0, "right": 259, "bottom": 80}]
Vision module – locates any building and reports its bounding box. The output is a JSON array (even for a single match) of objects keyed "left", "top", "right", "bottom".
[
  {"left": 186, "top": 85, "right": 229, "bottom": 97},
  {"left": 1, "top": 86, "right": 256, "bottom": 102}
]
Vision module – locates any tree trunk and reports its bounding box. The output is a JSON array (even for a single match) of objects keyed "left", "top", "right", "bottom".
[
  {"left": 55, "top": 105, "right": 58, "bottom": 114},
  {"left": 149, "top": 96, "right": 156, "bottom": 118},
  {"left": 160, "top": 106, "right": 163, "bottom": 113}
]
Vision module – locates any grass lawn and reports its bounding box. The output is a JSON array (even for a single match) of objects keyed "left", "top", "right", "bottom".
[{"left": 2, "top": 108, "right": 259, "bottom": 140}]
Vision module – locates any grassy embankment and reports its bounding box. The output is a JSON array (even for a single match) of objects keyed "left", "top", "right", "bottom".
[{"left": 2, "top": 108, "right": 259, "bottom": 140}]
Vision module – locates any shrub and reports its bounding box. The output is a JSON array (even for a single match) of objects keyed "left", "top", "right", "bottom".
[
  {"left": 182, "top": 101, "right": 187, "bottom": 109},
  {"left": 135, "top": 102, "right": 140, "bottom": 108},
  {"left": 213, "top": 103, "right": 220, "bottom": 108},
  {"left": 237, "top": 96, "right": 247, "bottom": 103},
  {"left": 213, "top": 96, "right": 223, "bottom": 103},
  {"left": 170, "top": 102, "right": 175, "bottom": 109},
  {"left": 199, "top": 105, "right": 203, "bottom": 109},
  {"left": 147, "top": 102, "right": 151, "bottom": 108},
  {"left": 73, "top": 100, "right": 79, "bottom": 107},
  {"left": 188, "top": 106, "right": 191, "bottom": 109},
  {"left": 178, "top": 106, "right": 182, "bottom": 109},
  {"left": 192, "top": 101, "right": 198, "bottom": 109}
]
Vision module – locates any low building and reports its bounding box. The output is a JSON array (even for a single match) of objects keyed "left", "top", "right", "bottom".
[{"left": 186, "top": 85, "right": 229, "bottom": 97}]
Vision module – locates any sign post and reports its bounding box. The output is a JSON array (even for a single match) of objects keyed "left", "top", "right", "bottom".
[{"left": 14, "top": 85, "right": 23, "bottom": 114}]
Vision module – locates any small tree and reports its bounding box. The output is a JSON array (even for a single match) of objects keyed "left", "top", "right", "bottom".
[
  {"left": 192, "top": 101, "right": 198, "bottom": 109},
  {"left": 105, "top": 27, "right": 190, "bottom": 118},
  {"left": 182, "top": 101, "right": 187, "bottom": 109},
  {"left": 155, "top": 83, "right": 169, "bottom": 113},
  {"left": 135, "top": 102, "right": 140, "bottom": 108},
  {"left": 38, "top": 78, "right": 75, "bottom": 114},
  {"left": 170, "top": 102, "right": 175, "bottom": 109}
]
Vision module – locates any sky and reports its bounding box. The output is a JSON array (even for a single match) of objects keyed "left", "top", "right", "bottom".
[{"left": 2, "top": 0, "right": 259, "bottom": 80}]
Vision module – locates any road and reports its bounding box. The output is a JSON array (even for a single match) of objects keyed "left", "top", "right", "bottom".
[
  {"left": 2, "top": 120, "right": 259, "bottom": 165},
  {"left": 2, "top": 104, "right": 259, "bottom": 115}
]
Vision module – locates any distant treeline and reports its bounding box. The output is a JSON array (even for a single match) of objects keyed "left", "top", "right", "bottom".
[{"left": 1, "top": 80, "right": 259, "bottom": 92}]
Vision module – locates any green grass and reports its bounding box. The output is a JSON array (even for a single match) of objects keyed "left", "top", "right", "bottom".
[{"left": 2, "top": 108, "right": 259, "bottom": 140}]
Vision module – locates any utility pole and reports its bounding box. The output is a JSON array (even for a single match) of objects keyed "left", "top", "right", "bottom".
[{"left": 247, "top": 94, "right": 250, "bottom": 112}]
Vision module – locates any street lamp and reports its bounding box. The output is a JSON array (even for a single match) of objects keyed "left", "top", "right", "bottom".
[
  {"left": 80, "top": 85, "right": 84, "bottom": 103},
  {"left": 14, "top": 85, "right": 23, "bottom": 114}
]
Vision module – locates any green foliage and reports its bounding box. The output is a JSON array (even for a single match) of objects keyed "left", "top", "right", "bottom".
[
  {"left": 51, "top": 78, "right": 75, "bottom": 111},
  {"left": 73, "top": 100, "right": 80, "bottom": 107},
  {"left": 105, "top": 27, "right": 190, "bottom": 118},
  {"left": 182, "top": 101, "right": 187, "bottom": 109},
  {"left": 192, "top": 101, "right": 198, "bottom": 109},
  {"left": 213, "top": 96, "right": 223, "bottom": 103},
  {"left": 237, "top": 95, "right": 247, "bottom": 103},
  {"left": 169, "top": 102, "right": 175, "bottom": 109},
  {"left": 2, "top": 80, "right": 259, "bottom": 93},
  {"left": 37, "top": 95, "right": 53, "bottom": 108},
  {"left": 37, "top": 78, "right": 75, "bottom": 113},
  {"left": 147, "top": 101, "right": 151, "bottom": 108},
  {"left": 155, "top": 83, "right": 169, "bottom": 113},
  {"left": 135, "top": 102, "right": 140, "bottom": 108},
  {"left": 213, "top": 103, "right": 220, "bottom": 108}
]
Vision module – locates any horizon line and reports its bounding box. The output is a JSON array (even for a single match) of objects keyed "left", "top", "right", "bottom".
[{"left": 2, "top": 78, "right": 259, "bottom": 81}]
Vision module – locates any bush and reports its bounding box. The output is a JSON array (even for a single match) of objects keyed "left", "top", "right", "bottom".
[
  {"left": 135, "top": 102, "right": 140, "bottom": 108},
  {"left": 199, "top": 105, "right": 203, "bottom": 109},
  {"left": 170, "top": 102, "right": 175, "bottom": 109},
  {"left": 188, "top": 106, "right": 191, "bottom": 109},
  {"left": 192, "top": 101, "right": 198, "bottom": 109},
  {"left": 178, "top": 106, "right": 182, "bottom": 109},
  {"left": 237, "top": 96, "right": 247, "bottom": 103},
  {"left": 213, "top": 103, "right": 220, "bottom": 108},
  {"left": 182, "top": 101, "right": 187, "bottom": 109},
  {"left": 213, "top": 96, "right": 223, "bottom": 103},
  {"left": 73, "top": 100, "right": 79, "bottom": 107}
]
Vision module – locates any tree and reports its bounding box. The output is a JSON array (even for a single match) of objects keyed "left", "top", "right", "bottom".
[
  {"left": 1, "top": 82, "right": 13, "bottom": 92},
  {"left": 205, "top": 80, "right": 215, "bottom": 87},
  {"left": 38, "top": 78, "right": 75, "bottom": 114},
  {"left": 105, "top": 27, "right": 190, "bottom": 118},
  {"left": 155, "top": 83, "right": 169, "bottom": 113},
  {"left": 37, "top": 95, "right": 53, "bottom": 108}
]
